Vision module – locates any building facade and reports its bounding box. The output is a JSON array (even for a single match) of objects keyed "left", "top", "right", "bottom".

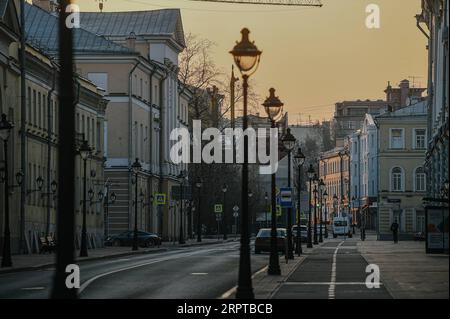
[
  {"left": 417, "top": 0, "right": 449, "bottom": 202},
  {"left": 0, "top": 0, "right": 21, "bottom": 254},
  {"left": 332, "top": 80, "right": 425, "bottom": 147},
  {"left": 349, "top": 114, "right": 378, "bottom": 230},
  {"left": 375, "top": 101, "right": 428, "bottom": 240},
  {"left": 319, "top": 146, "right": 350, "bottom": 224}
]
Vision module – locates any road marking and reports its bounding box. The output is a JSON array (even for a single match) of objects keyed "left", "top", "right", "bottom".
[
  {"left": 191, "top": 273, "right": 208, "bottom": 275},
  {"left": 283, "top": 282, "right": 383, "bottom": 285},
  {"left": 218, "top": 265, "right": 268, "bottom": 299},
  {"left": 328, "top": 241, "right": 344, "bottom": 299},
  {"left": 21, "top": 287, "right": 45, "bottom": 290}
]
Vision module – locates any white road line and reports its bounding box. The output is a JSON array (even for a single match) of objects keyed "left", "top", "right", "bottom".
[
  {"left": 191, "top": 273, "right": 208, "bottom": 275},
  {"left": 218, "top": 265, "right": 269, "bottom": 299},
  {"left": 328, "top": 241, "right": 344, "bottom": 299},
  {"left": 78, "top": 246, "right": 233, "bottom": 294},
  {"left": 283, "top": 282, "right": 383, "bottom": 285},
  {"left": 21, "top": 287, "right": 46, "bottom": 290}
]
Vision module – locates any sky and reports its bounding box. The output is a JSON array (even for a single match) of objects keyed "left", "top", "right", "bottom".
[{"left": 73, "top": 0, "right": 428, "bottom": 124}]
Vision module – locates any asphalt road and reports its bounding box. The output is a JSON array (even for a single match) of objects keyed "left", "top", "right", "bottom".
[
  {"left": 0, "top": 241, "right": 267, "bottom": 299},
  {"left": 273, "top": 237, "right": 392, "bottom": 299}
]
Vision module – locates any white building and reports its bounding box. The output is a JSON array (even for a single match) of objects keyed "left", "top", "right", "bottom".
[{"left": 349, "top": 113, "right": 378, "bottom": 229}]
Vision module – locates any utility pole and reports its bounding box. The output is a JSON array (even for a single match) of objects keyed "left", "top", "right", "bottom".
[{"left": 20, "top": 0, "right": 26, "bottom": 254}]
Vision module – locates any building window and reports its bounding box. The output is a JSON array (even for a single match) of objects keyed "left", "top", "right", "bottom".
[
  {"left": 88, "top": 73, "right": 108, "bottom": 93},
  {"left": 415, "top": 167, "right": 426, "bottom": 192},
  {"left": 391, "top": 167, "right": 403, "bottom": 192},
  {"left": 27, "top": 87, "right": 31, "bottom": 124},
  {"left": 414, "top": 129, "right": 426, "bottom": 149},
  {"left": 390, "top": 129, "right": 404, "bottom": 149},
  {"left": 33, "top": 90, "right": 37, "bottom": 126}
]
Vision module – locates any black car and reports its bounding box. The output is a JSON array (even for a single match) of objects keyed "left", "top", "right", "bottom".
[
  {"left": 105, "top": 231, "right": 162, "bottom": 248},
  {"left": 254, "top": 228, "right": 287, "bottom": 254}
]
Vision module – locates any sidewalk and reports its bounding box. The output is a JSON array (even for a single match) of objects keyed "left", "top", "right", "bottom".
[
  {"left": 0, "top": 237, "right": 237, "bottom": 275},
  {"left": 358, "top": 233, "right": 449, "bottom": 299},
  {"left": 222, "top": 244, "right": 321, "bottom": 299}
]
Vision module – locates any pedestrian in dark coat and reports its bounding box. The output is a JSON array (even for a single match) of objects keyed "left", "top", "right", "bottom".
[{"left": 390, "top": 220, "right": 399, "bottom": 243}]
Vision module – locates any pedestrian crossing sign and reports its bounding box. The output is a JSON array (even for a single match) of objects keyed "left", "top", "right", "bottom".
[
  {"left": 270, "top": 205, "right": 282, "bottom": 217},
  {"left": 214, "top": 204, "right": 223, "bottom": 213},
  {"left": 155, "top": 193, "right": 166, "bottom": 205}
]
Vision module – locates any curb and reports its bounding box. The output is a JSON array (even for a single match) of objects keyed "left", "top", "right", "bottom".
[
  {"left": 0, "top": 247, "right": 168, "bottom": 275},
  {"left": 177, "top": 238, "right": 238, "bottom": 248}
]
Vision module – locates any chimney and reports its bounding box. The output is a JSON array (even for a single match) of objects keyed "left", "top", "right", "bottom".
[
  {"left": 399, "top": 79, "right": 410, "bottom": 107},
  {"left": 126, "top": 32, "right": 136, "bottom": 51}
]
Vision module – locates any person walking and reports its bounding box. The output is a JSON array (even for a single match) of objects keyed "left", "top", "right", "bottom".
[{"left": 390, "top": 220, "right": 399, "bottom": 243}]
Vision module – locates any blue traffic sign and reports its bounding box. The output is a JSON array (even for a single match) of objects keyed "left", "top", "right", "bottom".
[{"left": 280, "top": 187, "right": 293, "bottom": 208}]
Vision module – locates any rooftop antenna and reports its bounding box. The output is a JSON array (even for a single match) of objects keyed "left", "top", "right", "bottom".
[{"left": 407, "top": 75, "right": 423, "bottom": 88}]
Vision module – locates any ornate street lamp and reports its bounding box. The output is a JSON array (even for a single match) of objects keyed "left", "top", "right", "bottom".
[
  {"left": 231, "top": 28, "right": 262, "bottom": 299},
  {"left": 79, "top": 140, "right": 92, "bottom": 257},
  {"left": 323, "top": 189, "right": 329, "bottom": 238},
  {"left": 294, "top": 147, "right": 305, "bottom": 256},
  {"left": 351, "top": 196, "right": 356, "bottom": 234},
  {"left": 131, "top": 158, "right": 142, "bottom": 251},
  {"left": 306, "top": 164, "right": 315, "bottom": 248},
  {"left": 313, "top": 184, "right": 318, "bottom": 245},
  {"left": 263, "top": 88, "right": 283, "bottom": 276},
  {"left": 195, "top": 177, "right": 203, "bottom": 242},
  {"left": 318, "top": 179, "right": 326, "bottom": 243},
  {"left": 0, "top": 114, "right": 13, "bottom": 268},
  {"left": 264, "top": 192, "right": 269, "bottom": 227},
  {"left": 333, "top": 194, "right": 338, "bottom": 217},
  {"left": 51, "top": 180, "right": 58, "bottom": 194},
  {"left": 222, "top": 183, "right": 228, "bottom": 240},
  {"left": 282, "top": 128, "right": 296, "bottom": 259}
]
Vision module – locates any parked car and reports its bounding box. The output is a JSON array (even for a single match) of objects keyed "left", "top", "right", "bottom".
[
  {"left": 105, "top": 231, "right": 162, "bottom": 247},
  {"left": 332, "top": 217, "right": 352, "bottom": 238},
  {"left": 292, "top": 225, "right": 308, "bottom": 241},
  {"left": 254, "top": 228, "right": 286, "bottom": 254}
]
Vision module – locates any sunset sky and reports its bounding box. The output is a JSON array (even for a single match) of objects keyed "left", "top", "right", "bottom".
[{"left": 74, "top": 0, "right": 428, "bottom": 124}]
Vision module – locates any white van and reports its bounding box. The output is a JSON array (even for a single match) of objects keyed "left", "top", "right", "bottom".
[{"left": 332, "top": 216, "right": 352, "bottom": 238}]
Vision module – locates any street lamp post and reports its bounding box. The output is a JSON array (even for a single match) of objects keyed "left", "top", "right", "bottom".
[
  {"left": 0, "top": 114, "right": 13, "bottom": 268},
  {"left": 294, "top": 147, "right": 305, "bottom": 256},
  {"left": 195, "top": 177, "right": 203, "bottom": 242},
  {"left": 263, "top": 88, "right": 283, "bottom": 276},
  {"left": 131, "top": 158, "right": 142, "bottom": 251},
  {"left": 177, "top": 170, "right": 186, "bottom": 245},
  {"left": 230, "top": 28, "right": 261, "bottom": 299},
  {"left": 104, "top": 188, "right": 116, "bottom": 239},
  {"left": 264, "top": 192, "right": 269, "bottom": 227},
  {"left": 233, "top": 205, "right": 239, "bottom": 238},
  {"left": 222, "top": 183, "right": 228, "bottom": 240},
  {"left": 282, "top": 128, "right": 296, "bottom": 260},
  {"left": 333, "top": 194, "right": 338, "bottom": 219},
  {"left": 306, "top": 164, "right": 315, "bottom": 248},
  {"left": 351, "top": 196, "right": 356, "bottom": 234},
  {"left": 318, "top": 179, "right": 325, "bottom": 243},
  {"left": 313, "top": 183, "right": 318, "bottom": 245},
  {"left": 323, "top": 190, "right": 328, "bottom": 238},
  {"left": 79, "top": 140, "right": 92, "bottom": 258}
]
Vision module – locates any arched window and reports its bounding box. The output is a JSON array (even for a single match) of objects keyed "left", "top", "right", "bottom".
[
  {"left": 391, "top": 167, "right": 403, "bottom": 192},
  {"left": 415, "top": 167, "right": 426, "bottom": 192}
]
